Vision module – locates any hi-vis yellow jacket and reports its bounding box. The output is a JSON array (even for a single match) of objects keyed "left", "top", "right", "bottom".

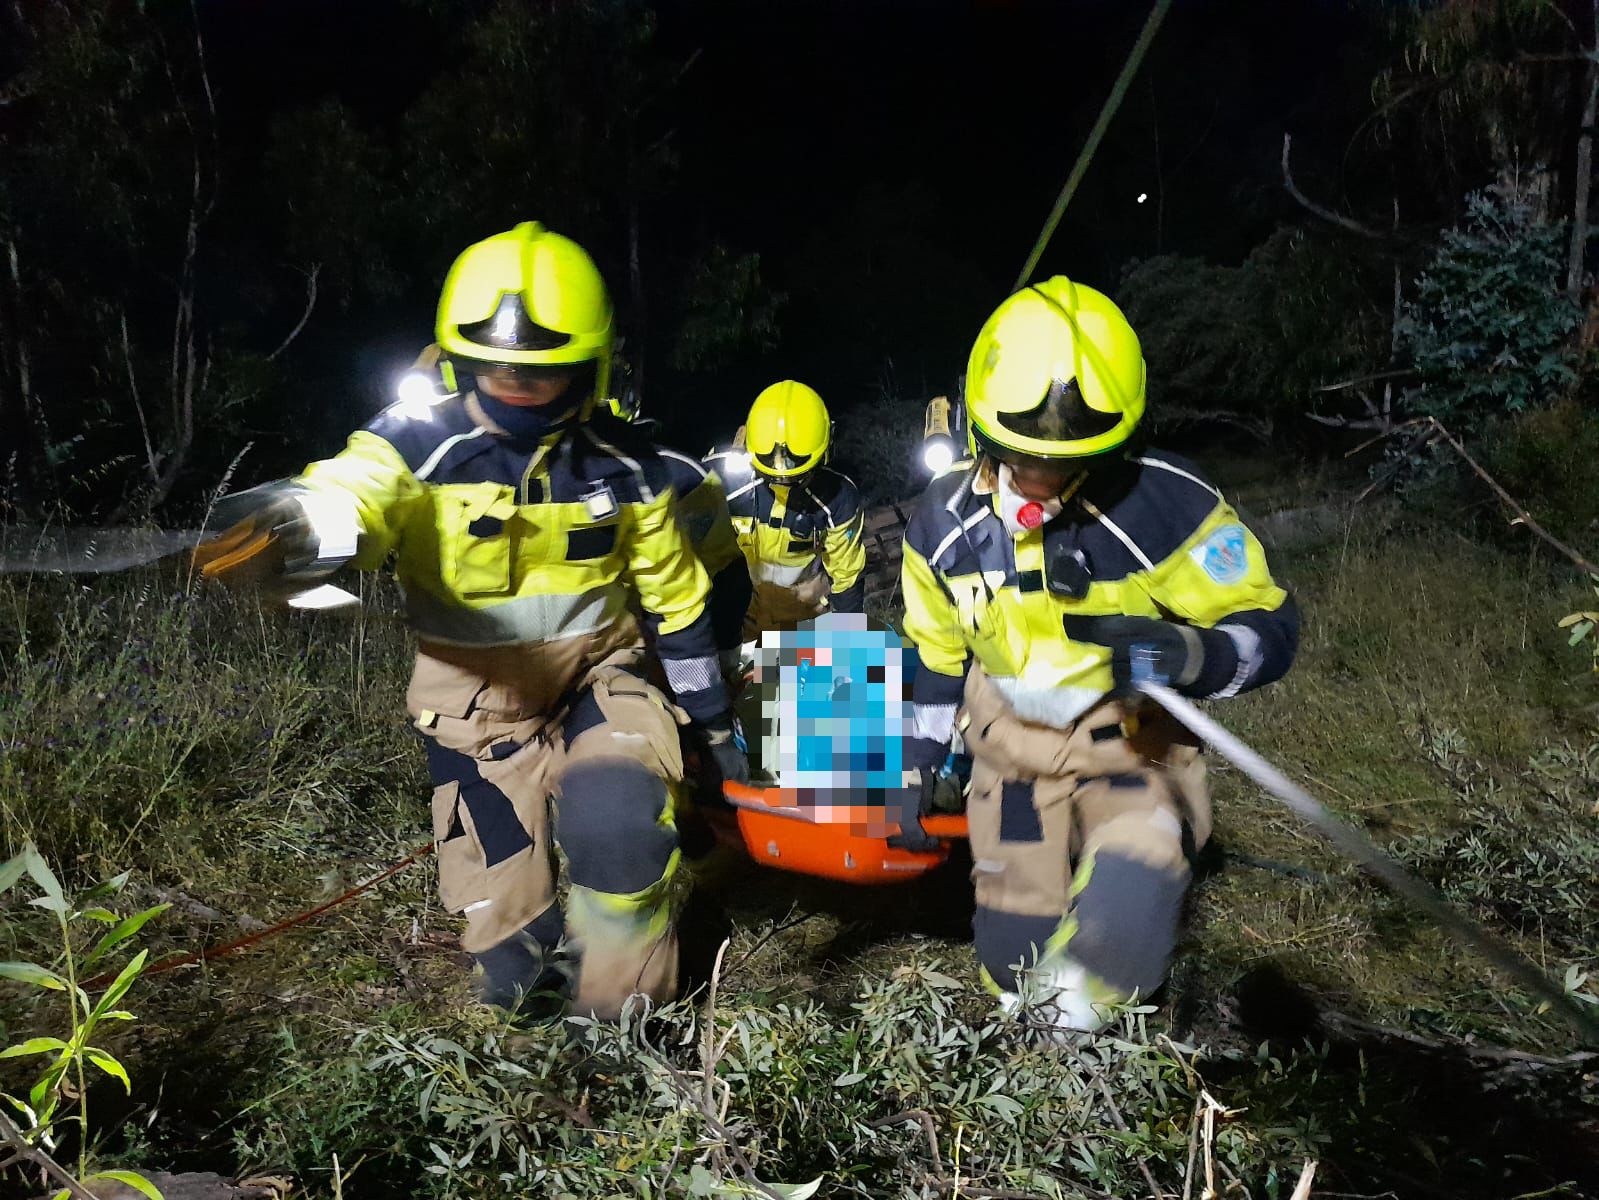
[
  {"left": 294, "top": 393, "right": 729, "bottom": 723},
  {"left": 706, "top": 457, "right": 867, "bottom": 614},
  {"left": 901, "top": 452, "right": 1297, "bottom": 764},
  {"left": 655, "top": 447, "right": 750, "bottom": 651}
]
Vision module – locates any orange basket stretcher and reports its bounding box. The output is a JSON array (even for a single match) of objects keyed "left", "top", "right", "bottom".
[
  {"left": 709, "top": 783, "right": 967, "bottom": 884},
  {"left": 702, "top": 615, "right": 969, "bottom": 884}
]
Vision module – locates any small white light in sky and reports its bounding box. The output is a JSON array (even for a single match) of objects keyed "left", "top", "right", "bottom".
[{"left": 1136, "top": 192, "right": 1149, "bottom": 204}]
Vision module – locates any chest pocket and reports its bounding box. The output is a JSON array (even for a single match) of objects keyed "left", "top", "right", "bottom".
[
  {"left": 780, "top": 510, "right": 820, "bottom": 556},
  {"left": 439, "top": 483, "right": 520, "bottom": 596},
  {"left": 566, "top": 519, "right": 620, "bottom": 561}
]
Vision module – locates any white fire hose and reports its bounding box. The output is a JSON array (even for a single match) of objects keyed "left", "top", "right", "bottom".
[{"left": 1139, "top": 682, "right": 1599, "bottom": 1043}]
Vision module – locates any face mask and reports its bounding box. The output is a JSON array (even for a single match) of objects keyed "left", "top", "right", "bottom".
[
  {"left": 997, "top": 463, "right": 1066, "bottom": 535},
  {"left": 476, "top": 391, "right": 581, "bottom": 441}
]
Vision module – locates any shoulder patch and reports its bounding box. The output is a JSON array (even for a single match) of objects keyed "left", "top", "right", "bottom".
[{"left": 1191, "top": 523, "right": 1249, "bottom": 583}]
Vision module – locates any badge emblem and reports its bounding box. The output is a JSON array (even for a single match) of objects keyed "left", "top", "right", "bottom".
[{"left": 1192, "top": 523, "right": 1248, "bottom": 583}]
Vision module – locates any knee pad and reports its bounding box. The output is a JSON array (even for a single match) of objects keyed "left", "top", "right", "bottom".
[
  {"left": 557, "top": 761, "right": 677, "bottom": 895},
  {"left": 972, "top": 906, "right": 1061, "bottom": 994},
  {"left": 1068, "top": 850, "right": 1186, "bottom": 996}
]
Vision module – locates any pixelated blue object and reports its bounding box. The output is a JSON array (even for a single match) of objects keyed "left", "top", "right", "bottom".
[{"left": 746, "top": 612, "right": 916, "bottom": 798}]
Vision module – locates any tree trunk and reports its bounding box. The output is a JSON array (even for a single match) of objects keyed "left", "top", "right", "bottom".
[{"left": 1566, "top": 0, "right": 1598, "bottom": 300}]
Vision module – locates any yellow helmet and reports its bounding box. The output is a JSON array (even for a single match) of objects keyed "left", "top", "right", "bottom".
[
  {"left": 746, "top": 380, "right": 830, "bottom": 481},
  {"left": 436, "top": 221, "right": 613, "bottom": 402},
  {"left": 965, "top": 276, "right": 1145, "bottom": 462}
]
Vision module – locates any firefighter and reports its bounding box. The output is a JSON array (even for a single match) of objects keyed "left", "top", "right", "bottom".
[
  {"left": 898, "top": 277, "right": 1299, "bottom": 1036},
  {"left": 706, "top": 380, "right": 866, "bottom": 637},
  {"left": 193, "top": 221, "right": 748, "bottom": 1021},
  {"left": 604, "top": 394, "right": 752, "bottom": 666}
]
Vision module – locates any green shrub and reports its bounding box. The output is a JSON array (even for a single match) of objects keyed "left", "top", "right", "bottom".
[
  {"left": 830, "top": 394, "right": 925, "bottom": 506},
  {"left": 1397, "top": 180, "right": 1582, "bottom": 428},
  {"left": 1120, "top": 227, "right": 1389, "bottom": 434},
  {"left": 235, "top": 964, "right": 1320, "bottom": 1200},
  {"left": 1482, "top": 401, "right": 1599, "bottom": 548}
]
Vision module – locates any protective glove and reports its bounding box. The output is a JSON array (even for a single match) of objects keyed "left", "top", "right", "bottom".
[
  {"left": 193, "top": 482, "right": 322, "bottom": 590},
  {"left": 1063, "top": 613, "right": 1235, "bottom": 698},
  {"left": 697, "top": 720, "right": 750, "bottom": 787},
  {"left": 887, "top": 765, "right": 940, "bottom": 852}
]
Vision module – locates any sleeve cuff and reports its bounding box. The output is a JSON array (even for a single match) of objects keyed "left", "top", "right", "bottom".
[{"left": 1185, "top": 626, "right": 1243, "bottom": 698}]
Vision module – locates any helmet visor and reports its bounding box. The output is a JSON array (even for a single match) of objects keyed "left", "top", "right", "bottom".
[
  {"left": 991, "top": 375, "right": 1121, "bottom": 446},
  {"left": 473, "top": 362, "right": 583, "bottom": 389},
  {"left": 458, "top": 293, "right": 573, "bottom": 355},
  {"left": 753, "top": 443, "right": 808, "bottom": 475},
  {"left": 472, "top": 360, "right": 596, "bottom": 411}
]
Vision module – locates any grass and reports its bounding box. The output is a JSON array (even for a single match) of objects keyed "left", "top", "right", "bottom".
[{"left": 0, "top": 493, "right": 1597, "bottom": 1198}]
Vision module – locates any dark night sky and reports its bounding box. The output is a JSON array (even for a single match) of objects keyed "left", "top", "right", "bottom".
[{"left": 194, "top": 0, "right": 1372, "bottom": 443}]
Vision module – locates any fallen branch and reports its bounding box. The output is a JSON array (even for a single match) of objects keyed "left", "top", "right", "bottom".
[
  {"left": 1281, "top": 134, "right": 1384, "bottom": 239},
  {"left": 647, "top": 1050, "right": 781, "bottom": 1200},
  {"left": 1181, "top": 1098, "right": 1202, "bottom": 1200},
  {"left": 1314, "top": 369, "right": 1414, "bottom": 393},
  {"left": 0, "top": 1110, "right": 103, "bottom": 1200},
  {"left": 266, "top": 264, "right": 321, "bottom": 362},
  {"left": 1317, "top": 1008, "right": 1598, "bottom": 1082},
  {"left": 1400, "top": 419, "right": 1599, "bottom": 579},
  {"left": 868, "top": 1109, "right": 943, "bottom": 1171},
  {"left": 1093, "top": 1072, "right": 1167, "bottom": 1199},
  {"left": 1308, "top": 412, "right": 1393, "bottom": 432}
]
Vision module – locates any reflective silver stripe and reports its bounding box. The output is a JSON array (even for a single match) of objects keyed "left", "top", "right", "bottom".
[
  {"left": 659, "top": 448, "right": 709, "bottom": 483},
  {"left": 1136, "top": 456, "right": 1222, "bottom": 499},
  {"left": 726, "top": 478, "right": 761, "bottom": 502},
  {"left": 662, "top": 654, "right": 720, "bottom": 695},
  {"left": 414, "top": 426, "right": 489, "bottom": 482},
  {"left": 402, "top": 582, "right": 627, "bottom": 647},
  {"left": 293, "top": 490, "right": 361, "bottom": 561},
  {"left": 582, "top": 427, "right": 654, "bottom": 502},
  {"left": 751, "top": 558, "right": 821, "bottom": 586},
  {"left": 1210, "top": 623, "right": 1264, "bottom": 698},
  {"left": 802, "top": 481, "right": 836, "bottom": 526},
  {"left": 988, "top": 676, "right": 1103, "bottom": 729},
  {"left": 930, "top": 506, "right": 990, "bottom": 567},
  {"left": 912, "top": 702, "right": 957, "bottom": 745},
  {"left": 1077, "top": 497, "right": 1156, "bottom": 571}
]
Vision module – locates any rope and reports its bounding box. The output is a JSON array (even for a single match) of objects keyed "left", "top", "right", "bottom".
[
  {"left": 83, "top": 841, "right": 434, "bottom": 990},
  {"left": 1141, "top": 682, "right": 1599, "bottom": 1044},
  {"left": 1012, "top": 0, "right": 1174, "bottom": 290}
]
